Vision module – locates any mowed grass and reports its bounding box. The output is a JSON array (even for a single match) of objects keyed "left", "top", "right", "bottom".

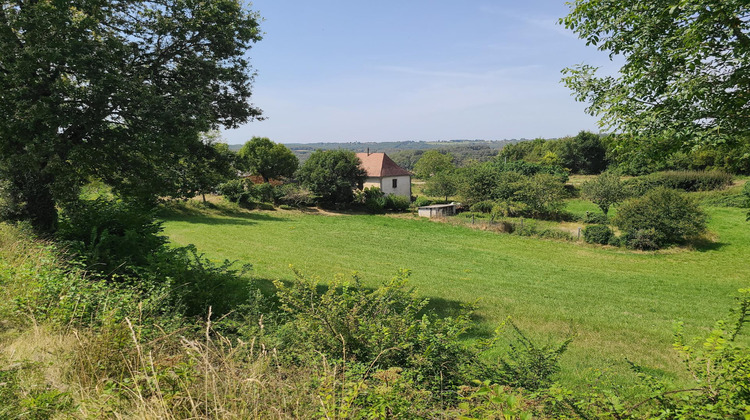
[{"left": 162, "top": 202, "right": 750, "bottom": 389}]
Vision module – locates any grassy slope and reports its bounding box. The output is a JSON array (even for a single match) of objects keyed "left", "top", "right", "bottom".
[{"left": 162, "top": 203, "right": 750, "bottom": 388}]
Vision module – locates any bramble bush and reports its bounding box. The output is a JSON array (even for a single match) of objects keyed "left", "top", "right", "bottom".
[
  {"left": 272, "top": 269, "right": 486, "bottom": 398},
  {"left": 613, "top": 187, "right": 707, "bottom": 249}
]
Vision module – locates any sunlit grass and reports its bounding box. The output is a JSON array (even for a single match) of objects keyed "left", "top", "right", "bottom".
[{"left": 162, "top": 199, "right": 750, "bottom": 390}]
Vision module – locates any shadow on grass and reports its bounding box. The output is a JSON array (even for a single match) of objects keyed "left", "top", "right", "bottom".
[
  {"left": 170, "top": 212, "right": 286, "bottom": 226},
  {"left": 693, "top": 238, "right": 728, "bottom": 252}
]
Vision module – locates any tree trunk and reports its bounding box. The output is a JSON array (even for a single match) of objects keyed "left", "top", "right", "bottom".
[{"left": 13, "top": 171, "right": 58, "bottom": 234}]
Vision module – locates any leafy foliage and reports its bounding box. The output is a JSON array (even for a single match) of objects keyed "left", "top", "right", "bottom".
[
  {"left": 273, "top": 269, "right": 486, "bottom": 396},
  {"left": 354, "top": 186, "right": 386, "bottom": 213},
  {"left": 423, "top": 171, "right": 458, "bottom": 201},
  {"left": 497, "top": 321, "right": 573, "bottom": 391},
  {"left": 583, "top": 225, "right": 615, "bottom": 245},
  {"left": 56, "top": 199, "right": 166, "bottom": 276},
  {"left": 561, "top": 0, "right": 750, "bottom": 147},
  {"left": 413, "top": 150, "right": 455, "bottom": 179},
  {"left": 238, "top": 137, "right": 298, "bottom": 182},
  {"left": 498, "top": 132, "right": 608, "bottom": 174},
  {"left": 298, "top": 150, "right": 367, "bottom": 208},
  {"left": 581, "top": 171, "right": 625, "bottom": 215},
  {"left": 0, "top": 0, "right": 263, "bottom": 232},
  {"left": 623, "top": 170, "right": 734, "bottom": 197},
  {"left": 613, "top": 188, "right": 707, "bottom": 248}
]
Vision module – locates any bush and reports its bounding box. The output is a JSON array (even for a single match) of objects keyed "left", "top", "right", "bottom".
[
  {"left": 355, "top": 186, "right": 386, "bottom": 213},
  {"left": 621, "top": 228, "right": 661, "bottom": 250},
  {"left": 613, "top": 188, "right": 707, "bottom": 248},
  {"left": 583, "top": 225, "right": 614, "bottom": 245},
  {"left": 218, "top": 179, "right": 254, "bottom": 207},
  {"left": 57, "top": 199, "right": 166, "bottom": 276},
  {"left": 272, "top": 270, "right": 484, "bottom": 398},
  {"left": 249, "top": 182, "right": 280, "bottom": 204},
  {"left": 384, "top": 194, "right": 410, "bottom": 212},
  {"left": 497, "top": 321, "right": 573, "bottom": 390},
  {"left": 413, "top": 196, "right": 432, "bottom": 207},
  {"left": 584, "top": 212, "right": 608, "bottom": 225},
  {"left": 277, "top": 183, "right": 315, "bottom": 207},
  {"left": 470, "top": 200, "right": 495, "bottom": 213},
  {"left": 147, "top": 245, "right": 251, "bottom": 317}
]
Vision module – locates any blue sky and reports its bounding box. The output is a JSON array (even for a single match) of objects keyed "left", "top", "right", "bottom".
[{"left": 222, "top": 0, "right": 619, "bottom": 144}]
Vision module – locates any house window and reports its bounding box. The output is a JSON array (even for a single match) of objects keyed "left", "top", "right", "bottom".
[{"left": 392, "top": 179, "right": 398, "bottom": 189}]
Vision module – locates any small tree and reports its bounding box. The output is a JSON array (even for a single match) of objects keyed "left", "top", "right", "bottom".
[
  {"left": 613, "top": 187, "right": 707, "bottom": 248},
  {"left": 513, "top": 173, "right": 566, "bottom": 218},
  {"left": 238, "top": 137, "right": 299, "bottom": 182},
  {"left": 297, "top": 150, "right": 366, "bottom": 208},
  {"left": 423, "top": 171, "right": 457, "bottom": 201},
  {"left": 581, "top": 171, "right": 625, "bottom": 216},
  {"left": 413, "top": 150, "right": 455, "bottom": 179}
]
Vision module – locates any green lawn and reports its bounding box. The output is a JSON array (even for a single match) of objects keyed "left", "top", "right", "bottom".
[{"left": 162, "top": 202, "right": 750, "bottom": 390}]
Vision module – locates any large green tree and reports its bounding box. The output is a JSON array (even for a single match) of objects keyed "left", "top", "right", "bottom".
[
  {"left": 238, "top": 137, "right": 298, "bottom": 182},
  {"left": 413, "top": 150, "right": 454, "bottom": 179},
  {"left": 561, "top": 0, "right": 750, "bottom": 147},
  {"left": 297, "top": 150, "right": 366, "bottom": 208},
  {"left": 0, "top": 0, "right": 262, "bottom": 232}
]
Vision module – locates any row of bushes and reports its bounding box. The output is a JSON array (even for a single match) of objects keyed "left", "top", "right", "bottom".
[{"left": 622, "top": 170, "right": 733, "bottom": 195}]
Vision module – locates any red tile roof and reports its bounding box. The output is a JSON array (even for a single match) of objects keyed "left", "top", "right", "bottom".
[{"left": 356, "top": 153, "right": 411, "bottom": 177}]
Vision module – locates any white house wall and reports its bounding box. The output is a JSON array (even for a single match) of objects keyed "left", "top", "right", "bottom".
[{"left": 380, "top": 176, "right": 411, "bottom": 198}]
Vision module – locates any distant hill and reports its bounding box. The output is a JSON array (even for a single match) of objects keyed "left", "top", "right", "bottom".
[{"left": 227, "top": 139, "right": 524, "bottom": 168}]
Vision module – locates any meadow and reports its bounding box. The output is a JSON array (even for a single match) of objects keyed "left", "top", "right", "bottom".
[{"left": 162, "top": 199, "right": 750, "bottom": 390}]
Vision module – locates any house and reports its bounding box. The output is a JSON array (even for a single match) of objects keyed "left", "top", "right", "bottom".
[
  {"left": 417, "top": 203, "right": 459, "bottom": 218},
  {"left": 356, "top": 152, "right": 411, "bottom": 198}
]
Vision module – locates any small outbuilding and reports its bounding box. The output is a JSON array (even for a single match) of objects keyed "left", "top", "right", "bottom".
[{"left": 418, "top": 203, "right": 459, "bottom": 218}]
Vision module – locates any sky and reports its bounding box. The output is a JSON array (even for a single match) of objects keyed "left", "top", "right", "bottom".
[{"left": 222, "top": 0, "right": 620, "bottom": 145}]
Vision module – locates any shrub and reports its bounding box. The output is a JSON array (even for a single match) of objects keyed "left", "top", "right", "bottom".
[
  {"left": 497, "top": 321, "right": 573, "bottom": 391},
  {"left": 583, "top": 225, "right": 614, "bottom": 245},
  {"left": 218, "top": 179, "right": 254, "bottom": 207},
  {"left": 656, "top": 170, "right": 733, "bottom": 191},
  {"left": 272, "top": 270, "right": 483, "bottom": 397},
  {"left": 148, "top": 245, "right": 251, "bottom": 317},
  {"left": 250, "top": 182, "right": 279, "bottom": 204},
  {"left": 613, "top": 188, "right": 707, "bottom": 248},
  {"left": 277, "top": 183, "right": 315, "bottom": 207},
  {"left": 384, "top": 194, "right": 410, "bottom": 212},
  {"left": 413, "top": 196, "right": 432, "bottom": 207},
  {"left": 57, "top": 199, "right": 166, "bottom": 276},
  {"left": 621, "top": 228, "right": 661, "bottom": 250},
  {"left": 584, "top": 212, "right": 608, "bottom": 224},
  {"left": 470, "top": 200, "right": 495, "bottom": 213},
  {"left": 355, "top": 186, "right": 386, "bottom": 213}
]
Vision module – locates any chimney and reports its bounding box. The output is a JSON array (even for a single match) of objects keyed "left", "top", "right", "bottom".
[{"left": 366, "top": 147, "right": 370, "bottom": 156}]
